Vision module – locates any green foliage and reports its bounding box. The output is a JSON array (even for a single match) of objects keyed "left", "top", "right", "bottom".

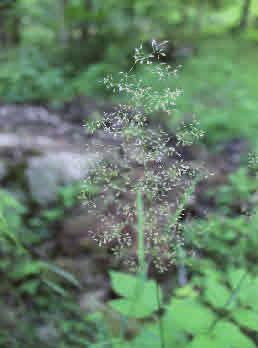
[
  {"left": 29, "top": 183, "right": 81, "bottom": 234},
  {"left": 188, "top": 321, "right": 255, "bottom": 348},
  {"left": 0, "top": 192, "right": 79, "bottom": 295},
  {"left": 184, "top": 212, "right": 258, "bottom": 265},
  {"left": 2, "top": 0, "right": 258, "bottom": 106},
  {"left": 176, "top": 38, "right": 258, "bottom": 145},
  {"left": 0, "top": 47, "right": 67, "bottom": 103},
  {"left": 0, "top": 189, "right": 97, "bottom": 348},
  {"left": 109, "top": 271, "right": 162, "bottom": 319},
  {"left": 128, "top": 37, "right": 258, "bottom": 146},
  {"left": 71, "top": 63, "right": 119, "bottom": 97},
  {"left": 107, "top": 262, "right": 258, "bottom": 348},
  {"left": 102, "top": 262, "right": 258, "bottom": 348},
  {"left": 0, "top": 189, "right": 27, "bottom": 246},
  {"left": 203, "top": 276, "right": 231, "bottom": 309},
  {"left": 165, "top": 297, "right": 215, "bottom": 334},
  {"left": 211, "top": 167, "right": 258, "bottom": 208}
]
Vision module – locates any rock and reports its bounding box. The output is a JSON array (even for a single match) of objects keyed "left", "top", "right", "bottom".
[
  {"left": 0, "top": 132, "right": 70, "bottom": 154},
  {"left": 36, "top": 324, "right": 59, "bottom": 345},
  {"left": 0, "top": 104, "right": 78, "bottom": 135},
  {"left": 79, "top": 289, "right": 106, "bottom": 313},
  {"left": 0, "top": 104, "right": 115, "bottom": 206},
  {"left": 57, "top": 96, "right": 115, "bottom": 125},
  {"left": 26, "top": 151, "right": 100, "bottom": 205}
]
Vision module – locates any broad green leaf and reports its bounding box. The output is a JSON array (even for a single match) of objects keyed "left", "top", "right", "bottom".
[
  {"left": 109, "top": 271, "right": 162, "bottom": 318},
  {"left": 202, "top": 265, "right": 223, "bottom": 282},
  {"left": 212, "top": 321, "right": 256, "bottom": 348},
  {"left": 110, "top": 272, "right": 140, "bottom": 298},
  {"left": 187, "top": 335, "right": 218, "bottom": 348},
  {"left": 227, "top": 268, "right": 248, "bottom": 289},
  {"left": 124, "top": 321, "right": 187, "bottom": 348},
  {"left": 174, "top": 284, "right": 198, "bottom": 298},
  {"left": 228, "top": 274, "right": 258, "bottom": 311},
  {"left": 109, "top": 296, "right": 157, "bottom": 319},
  {"left": 204, "top": 278, "right": 231, "bottom": 309},
  {"left": 117, "top": 323, "right": 160, "bottom": 348},
  {"left": 232, "top": 309, "right": 258, "bottom": 332},
  {"left": 164, "top": 298, "right": 215, "bottom": 334}
]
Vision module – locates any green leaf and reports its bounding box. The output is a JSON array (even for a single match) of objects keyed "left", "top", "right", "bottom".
[
  {"left": 204, "top": 278, "right": 231, "bottom": 309},
  {"left": 227, "top": 268, "right": 247, "bottom": 289},
  {"left": 42, "top": 278, "right": 67, "bottom": 297},
  {"left": 10, "top": 260, "right": 43, "bottom": 280},
  {"left": 164, "top": 298, "right": 216, "bottom": 335},
  {"left": 110, "top": 271, "right": 161, "bottom": 300},
  {"left": 187, "top": 335, "right": 218, "bottom": 348},
  {"left": 109, "top": 298, "right": 155, "bottom": 319},
  {"left": 212, "top": 321, "right": 256, "bottom": 348},
  {"left": 232, "top": 309, "right": 258, "bottom": 332},
  {"left": 228, "top": 273, "right": 258, "bottom": 311},
  {"left": 0, "top": 210, "right": 18, "bottom": 245},
  {"left": 19, "top": 280, "right": 40, "bottom": 295},
  {"left": 109, "top": 271, "right": 162, "bottom": 318},
  {"left": 123, "top": 321, "right": 187, "bottom": 348},
  {"left": 123, "top": 323, "right": 162, "bottom": 348},
  {"left": 0, "top": 189, "right": 27, "bottom": 214},
  {"left": 42, "top": 208, "right": 63, "bottom": 222},
  {"left": 174, "top": 284, "right": 198, "bottom": 298},
  {"left": 43, "top": 262, "right": 80, "bottom": 288}
]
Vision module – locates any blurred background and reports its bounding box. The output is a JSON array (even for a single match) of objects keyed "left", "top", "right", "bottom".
[
  {"left": 0, "top": 1, "right": 258, "bottom": 347},
  {"left": 1, "top": 0, "right": 258, "bottom": 142}
]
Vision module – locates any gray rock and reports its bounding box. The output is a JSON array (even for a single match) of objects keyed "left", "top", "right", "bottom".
[
  {"left": 36, "top": 324, "right": 59, "bottom": 345},
  {"left": 26, "top": 151, "right": 100, "bottom": 205},
  {"left": 79, "top": 289, "right": 106, "bottom": 313}
]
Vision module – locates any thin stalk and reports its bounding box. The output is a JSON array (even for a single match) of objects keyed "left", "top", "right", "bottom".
[
  {"left": 145, "top": 190, "right": 165, "bottom": 348},
  {"left": 156, "top": 282, "right": 165, "bottom": 348},
  {"left": 119, "top": 189, "right": 147, "bottom": 344},
  {"left": 136, "top": 189, "right": 145, "bottom": 275}
]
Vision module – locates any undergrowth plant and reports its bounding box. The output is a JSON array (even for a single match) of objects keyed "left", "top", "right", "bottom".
[
  {"left": 0, "top": 189, "right": 79, "bottom": 297},
  {"left": 82, "top": 40, "right": 204, "bottom": 273},
  {"left": 81, "top": 41, "right": 205, "bottom": 348},
  {"left": 81, "top": 42, "right": 258, "bottom": 348}
]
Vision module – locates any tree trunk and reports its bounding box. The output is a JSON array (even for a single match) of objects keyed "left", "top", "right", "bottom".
[
  {"left": 0, "top": 0, "right": 19, "bottom": 47},
  {"left": 238, "top": 0, "right": 251, "bottom": 31},
  {"left": 59, "top": 0, "right": 68, "bottom": 48}
]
